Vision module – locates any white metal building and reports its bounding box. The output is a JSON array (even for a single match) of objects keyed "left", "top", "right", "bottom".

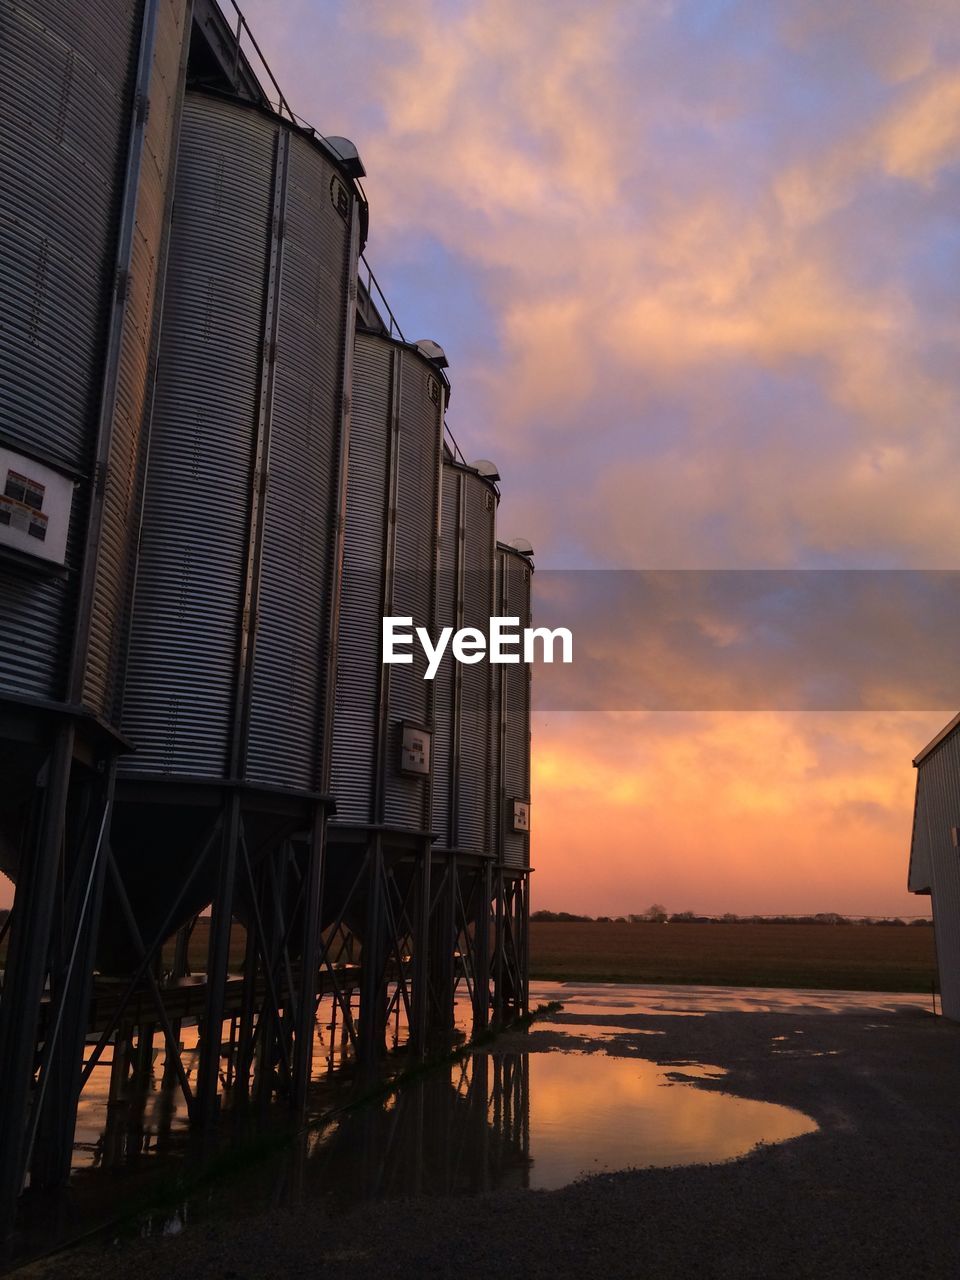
[{"left": 908, "top": 712, "right": 960, "bottom": 1019}]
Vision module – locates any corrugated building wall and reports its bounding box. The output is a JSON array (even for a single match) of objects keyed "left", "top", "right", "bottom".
[{"left": 910, "top": 717, "right": 960, "bottom": 1019}]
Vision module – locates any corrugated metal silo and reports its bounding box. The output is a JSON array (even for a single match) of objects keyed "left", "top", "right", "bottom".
[
  {"left": 432, "top": 457, "right": 499, "bottom": 856},
  {"left": 331, "top": 330, "right": 446, "bottom": 834},
  {"left": 105, "top": 86, "right": 364, "bottom": 1122},
  {"left": 108, "top": 90, "right": 362, "bottom": 975},
  {"left": 325, "top": 328, "right": 445, "bottom": 1061},
  {"left": 424, "top": 455, "right": 499, "bottom": 1042},
  {"left": 120, "top": 91, "right": 358, "bottom": 791},
  {"left": 489, "top": 539, "right": 533, "bottom": 1026},
  {"left": 0, "top": 0, "right": 191, "bottom": 1211},
  {"left": 0, "top": 0, "right": 189, "bottom": 721},
  {"left": 495, "top": 542, "right": 534, "bottom": 872}
]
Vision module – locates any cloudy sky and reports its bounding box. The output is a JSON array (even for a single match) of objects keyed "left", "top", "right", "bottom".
[{"left": 244, "top": 0, "right": 960, "bottom": 916}]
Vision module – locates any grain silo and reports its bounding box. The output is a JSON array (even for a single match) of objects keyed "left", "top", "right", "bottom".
[
  {"left": 491, "top": 540, "right": 534, "bottom": 1022},
  {"left": 909, "top": 713, "right": 960, "bottom": 1018},
  {"left": 429, "top": 453, "right": 499, "bottom": 1035},
  {"left": 110, "top": 85, "right": 364, "bottom": 1114},
  {"left": 0, "top": 0, "right": 539, "bottom": 1228},
  {"left": 327, "top": 327, "right": 447, "bottom": 1061},
  {"left": 0, "top": 0, "right": 191, "bottom": 1209}
]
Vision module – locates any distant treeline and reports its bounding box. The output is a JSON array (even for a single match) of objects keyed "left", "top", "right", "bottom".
[{"left": 531, "top": 908, "right": 932, "bottom": 927}]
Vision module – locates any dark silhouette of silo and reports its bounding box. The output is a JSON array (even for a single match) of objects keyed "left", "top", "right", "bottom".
[
  {"left": 110, "top": 85, "right": 365, "bottom": 1117},
  {"left": 0, "top": 0, "right": 193, "bottom": 1214},
  {"left": 493, "top": 539, "right": 534, "bottom": 1022},
  {"left": 0, "top": 0, "right": 535, "bottom": 1234},
  {"left": 429, "top": 454, "right": 500, "bottom": 1036},
  {"left": 327, "top": 326, "right": 447, "bottom": 1062}
]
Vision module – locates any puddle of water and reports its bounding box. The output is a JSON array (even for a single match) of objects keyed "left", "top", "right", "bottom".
[
  {"left": 522, "top": 1051, "right": 814, "bottom": 1188},
  {"left": 291, "top": 1046, "right": 814, "bottom": 1204},
  {"left": 532, "top": 1021, "right": 665, "bottom": 1040},
  {"left": 531, "top": 980, "right": 927, "bottom": 1017},
  {"left": 43, "top": 988, "right": 822, "bottom": 1259},
  {"left": 68, "top": 986, "right": 823, "bottom": 1196},
  {"left": 165, "top": 1045, "right": 815, "bottom": 1215}
]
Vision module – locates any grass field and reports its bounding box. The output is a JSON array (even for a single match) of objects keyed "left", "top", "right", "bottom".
[
  {"left": 0, "top": 915, "right": 937, "bottom": 994},
  {"left": 529, "top": 921, "right": 938, "bottom": 992}
]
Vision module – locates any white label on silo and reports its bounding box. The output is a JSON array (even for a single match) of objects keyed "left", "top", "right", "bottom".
[
  {"left": 0, "top": 447, "right": 73, "bottom": 566},
  {"left": 400, "top": 722, "right": 431, "bottom": 776},
  {"left": 512, "top": 800, "right": 530, "bottom": 833}
]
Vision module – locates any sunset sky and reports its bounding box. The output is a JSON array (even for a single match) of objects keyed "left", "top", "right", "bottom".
[{"left": 248, "top": 1, "right": 957, "bottom": 916}]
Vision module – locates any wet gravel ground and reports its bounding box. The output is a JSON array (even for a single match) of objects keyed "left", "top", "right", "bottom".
[{"left": 19, "top": 1001, "right": 960, "bottom": 1280}]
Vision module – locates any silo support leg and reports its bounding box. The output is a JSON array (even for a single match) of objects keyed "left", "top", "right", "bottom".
[
  {"left": 101, "top": 850, "right": 196, "bottom": 1116},
  {"left": 315, "top": 853, "right": 370, "bottom": 1058},
  {"left": 77, "top": 815, "right": 222, "bottom": 1092},
  {"left": 409, "top": 843, "right": 432, "bottom": 1058},
  {"left": 473, "top": 861, "right": 492, "bottom": 1035},
  {"left": 291, "top": 809, "right": 324, "bottom": 1108},
  {"left": 492, "top": 869, "right": 505, "bottom": 1028},
  {"left": 452, "top": 861, "right": 489, "bottom": 1037},
  {"left": 196, "top": 793, "right": 241, "bottom": 1124},
  {"left": 358, "top": 839, "right": 386, "bottom": 1072},
  {"left": 237, "top": 832, "right": 292, "bottom": 1103},
  {"left": 503, "top": 880, "right": 522, "bottom": 1020},
  {"left": 496, "top": 875, "right": 528, "bottom": 1022},
  {"left": 233, "top": 905, "right": 260, "bottom": 1102},
  {"left": 27, "top": 763, "right": 114, "bottom": 1191},
  {"left": 520, "top": 873, "right": 530, "bottom": 1017},
  {"left": 427, "top": 858, "right": 456, "bottom": 1043},
  {"left": 0, "top": 724, "right": 74, "bottom": 1235},
  {"left": 379, "top": 852, "right": 418, "bottom": 1048}
]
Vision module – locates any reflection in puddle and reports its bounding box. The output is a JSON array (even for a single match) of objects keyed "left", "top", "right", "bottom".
[
  {"left": 294, "top": 1047, "right": 814, "bottom": 1202},
  {"left": 71, "top": 1035, "right": 817, "bottom": 1204},
  {"left": 56, "top": 981, "right": 825, "bottom": 1250},
  {"left": 301, "top": 1053, "right": 530, "bottom": 1202},
  {"left": 522, "top": 1052, "right": 814, "bottom": 1188},
  {"left": 117, "top": 1043, "right": 818, "bottom": 1240}
]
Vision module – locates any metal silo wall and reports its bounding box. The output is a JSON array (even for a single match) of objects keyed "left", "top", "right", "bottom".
[
  {"left": 917, "top": 740, "right": 960, "bottom": 1020},
  {"left": 382, "top": 350, "right": 442, "bottom": 831},
  {"left": 331, "top": 333, "right": 391, "bottom": 822},
  {"left": 429, "top": 465, "right": 498, "bottom": 855},
  {"left": 331, "top": 337, "right": 442, "bottom": 829},
  {"left": 431, "top": 464, "right": 461, "bottom": 845},
  {"left": 244, "top": 130, "right": 354, "bottom": 791},
  {"left": 0, "top": 0, "right": 139, "bottom": 700},
  {"left": 456, "top": 471, "right": 496, "bottom": 853},
  {"left": 82, "top": 0, "right": 189, "bottom": 720},
  {"left": 121, "top": 95, "right": 277, "bottom": 778},
  {"left": 498, "top": 548, "right": 531, "bottom": 870}
]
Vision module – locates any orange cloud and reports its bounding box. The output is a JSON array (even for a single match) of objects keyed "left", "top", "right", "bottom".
[
  {"left": 234, "top": 0, "right": 959, "bottom": 916},
  {"left": 531, "top": 711, "right": 940, "bottom": 917}
]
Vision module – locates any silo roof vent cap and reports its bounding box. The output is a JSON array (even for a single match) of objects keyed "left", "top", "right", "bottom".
[
  {"left": 507, "top": 537, "right": 534, "bottom": 557},
  {"left": 415, "top": 339, "right": 448, "bottom": 368},
  {"left": 470, "top": 459, "right": 500, "bottom": 481},
  {"left": 325, "top": 136, "right": 365, "bottom": 178}
]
